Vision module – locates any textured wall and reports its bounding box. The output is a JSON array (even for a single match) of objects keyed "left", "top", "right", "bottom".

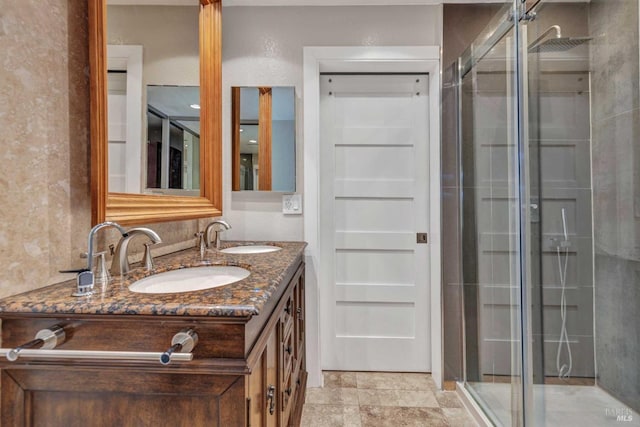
[
  {"left": 589, "top": 0, "right": 640, "bottom": 412},
  {"left": 0, "top": 1, "right": 205, "bottom": 298},
  {"left": 0, "top": 0, "right": 91, "bottom": 298}
]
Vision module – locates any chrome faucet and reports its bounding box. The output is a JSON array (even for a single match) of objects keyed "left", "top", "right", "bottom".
[
  {"left": 204, "top": 220, "right": 231, "bottom": 250},
  {"left": 110, "top": 227, "right": 163, "bottom": 276},
  {"left": 61, "top": 221, "right": 128, "bottom": 297}
]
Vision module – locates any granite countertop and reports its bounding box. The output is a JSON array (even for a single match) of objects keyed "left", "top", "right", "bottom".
[{"left": 0, "top": 241, "right": 306, "bottom": 318}]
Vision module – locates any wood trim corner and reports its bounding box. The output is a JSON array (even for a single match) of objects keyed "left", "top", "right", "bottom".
[
  {"left": 231, "top": 87, "right": 241, "bottom": 192},
  {"left": 258, "top": 87, "right": 272, "bottom": 191},
  {"left": 89, "top": 0, "right": 108, "bottom": 225},
  {"left": 200, "top": 0, "right": 223, "bottom": 210}
]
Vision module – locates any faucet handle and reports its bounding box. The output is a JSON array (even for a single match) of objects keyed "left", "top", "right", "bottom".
[
  {"left": 143, "top": 243, "right": 155, "bottom": 271},
  {"left": 195, "top": 232, "right": 206, "bottom": 259}
]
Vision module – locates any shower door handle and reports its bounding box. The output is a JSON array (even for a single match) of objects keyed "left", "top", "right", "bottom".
[{"left": 530, "top": 197, "right": 540, "bottom": 223}]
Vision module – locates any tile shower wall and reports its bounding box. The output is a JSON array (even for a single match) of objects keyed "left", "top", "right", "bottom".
[
  {"left": 589, "top": 0, "right": 640, "bottom": 412},
  {"left": 0, "top": 2, "right": 205, "bottom": 298},
  {"left": 526, "top": 3, "right": 595, "bottom": 380}
]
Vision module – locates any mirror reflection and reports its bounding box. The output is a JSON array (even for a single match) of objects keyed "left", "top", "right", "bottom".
[
  {"left": 146, "top": 86, "right": 200, "bottom": 194},
  {"left": 106, "top": 1, "right": 200, "bottom": 196},
  {"left": 232, "top": 86, "right": 296, "bottom": 192}
]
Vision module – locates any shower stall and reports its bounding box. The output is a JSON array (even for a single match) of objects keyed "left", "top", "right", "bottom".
[{"left": 443, "top": 1, "right": 640, "bottom": 425}]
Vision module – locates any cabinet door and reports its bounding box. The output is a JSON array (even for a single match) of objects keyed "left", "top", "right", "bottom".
[
  {"left": 247, "top": 349, "right": 264, "bottom": 426},
  {"left": 1, "top": 369, "right": 245, "bottom": 426},
  {"left": 266, "top": 322, "right": 279, "bottom": 427},
  {"left": 294, "top": 272, "right": 305, "bottom": 365}
]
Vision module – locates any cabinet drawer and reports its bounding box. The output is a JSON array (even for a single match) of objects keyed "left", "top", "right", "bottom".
[{"left": 281, "top": 356, "right": 297, "bottom": 426}]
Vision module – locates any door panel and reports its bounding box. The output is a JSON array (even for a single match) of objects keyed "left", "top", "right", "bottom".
[{"left": 320, "top": 74, "right": 430, "bottom": 372}]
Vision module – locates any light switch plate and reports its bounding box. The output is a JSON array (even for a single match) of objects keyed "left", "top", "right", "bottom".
[{"left": 282, "top": 194, "right": 302, "bottom": 215}]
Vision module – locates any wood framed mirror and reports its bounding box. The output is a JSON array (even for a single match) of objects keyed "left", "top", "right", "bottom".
[
  {"left": 89, "top": 0, "right": 222, "bottom": 226},
  {"left": 231, "top": 86, "right": 296, "bottom": 192}
]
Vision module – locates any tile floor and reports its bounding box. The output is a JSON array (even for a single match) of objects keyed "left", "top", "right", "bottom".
[{"left": 300, "top": 372, "right": 477, "bottom": 427}]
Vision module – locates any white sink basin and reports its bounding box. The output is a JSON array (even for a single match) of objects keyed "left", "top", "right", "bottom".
[
  {"left": 220, "top": 245, "right": 282, "bottom": 255},
  {"left": 129, "top": 266, "right": 250, "bottom": 294}
]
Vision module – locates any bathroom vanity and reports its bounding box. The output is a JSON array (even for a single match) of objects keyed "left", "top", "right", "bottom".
[{"left": 0, "top": 242, "right": 306, "bottom": 427}]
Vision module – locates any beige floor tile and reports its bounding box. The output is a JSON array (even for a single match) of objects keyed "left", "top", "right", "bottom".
[
  {"left": 343, "top": 405, "right": 362, "bottom": 427},
  {"left": 442, "top": 407, "right": 478, "bottom": 426},
  {"left": 357, "top": 389, "right": 400, "bottom": 406},
  {"left": 434, "top": 390, "right": 463, "bottom": 408},
  {"left": 324, "top": 371, "right": 358, "bottom": 389},
  {"left": 396, "top": 389, "right": 439, "bottom": 408},
  {"left": 301, "top": 404, "right": 348, "bottom": 427},
  {"left": 426, "top": 376, "right": 439, "bottom": 391},
  {"left": 302, "top": 372, "right": 476, "bottom": 427},
  {"left": 357, "top": 372, "right": 433, "bottom": 391},
  {"left": 359, "top": 406, "right": 448, "bottom": 427},
  {"left": 306, "top": 387, "right": 359, "bottom": 405},
  {"left": 301, "top": 404, "right": 361, "bottom": 427}
]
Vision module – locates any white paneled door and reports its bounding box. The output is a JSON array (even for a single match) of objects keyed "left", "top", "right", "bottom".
[{"left": 320, "top": 74, "right": 431, "bottom": 372}]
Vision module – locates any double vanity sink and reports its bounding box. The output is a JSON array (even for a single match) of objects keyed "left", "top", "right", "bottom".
[
  {"left": 128, "top": 244, "right": 281, "bottom": 294},
  {"left": 0, "top": 239, "right": 307, "bottom": 427},
  {"left": 0, "top": 239, "right": 302, "bottom": 316}
]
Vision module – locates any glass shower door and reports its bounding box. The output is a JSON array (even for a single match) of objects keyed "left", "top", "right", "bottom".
[{"left": 459, "top": 5, "right": 526, "bottom": 425}]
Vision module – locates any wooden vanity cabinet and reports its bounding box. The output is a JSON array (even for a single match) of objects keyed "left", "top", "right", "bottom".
[
  {"left": 0, "top": 262, "right": 306, "bottom": 427},
  {"left": 246, "top": 262, "right": 306, "bottom": 427}
]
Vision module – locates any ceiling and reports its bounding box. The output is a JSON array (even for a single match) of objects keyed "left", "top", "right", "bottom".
[
  {"left": 108, "top": 0, "right": 510, "bottom": 6},
  {"left": 147, "top": 85, "right": 201, "bottom": 135},
  {"left": 108, "top": 0, "right": 586, "bottom": 6}
]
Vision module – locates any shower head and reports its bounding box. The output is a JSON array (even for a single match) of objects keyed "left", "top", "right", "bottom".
[
  {"left": 528, "top": 37, "right": 592, "bottom": 53},
  {"left": 527, "top": 24, "right": 591, "bottom": 53}
]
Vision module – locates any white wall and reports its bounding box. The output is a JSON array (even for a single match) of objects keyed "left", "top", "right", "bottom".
[
  {"left": 272, "top": 119, "right": 296, "bottom": 192},
  {"left": 107, "top": 5, "right": 199, "bottom": 86},
  {"left": 222, "top": 5, "right": 443, "bottom": 241}
]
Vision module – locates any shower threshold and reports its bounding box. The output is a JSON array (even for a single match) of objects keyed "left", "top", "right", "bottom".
[{"left": 468, "top": 382, "right": 639, "bottom": 426}]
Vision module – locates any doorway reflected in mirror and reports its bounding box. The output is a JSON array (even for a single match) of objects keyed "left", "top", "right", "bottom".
[{"left": 146, "top": 85, "right": 200, "bottom": 194}]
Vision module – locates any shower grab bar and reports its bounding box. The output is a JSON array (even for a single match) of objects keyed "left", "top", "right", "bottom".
[{"left": 0, "top": 348, "right": 193, "bottom": 364}]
